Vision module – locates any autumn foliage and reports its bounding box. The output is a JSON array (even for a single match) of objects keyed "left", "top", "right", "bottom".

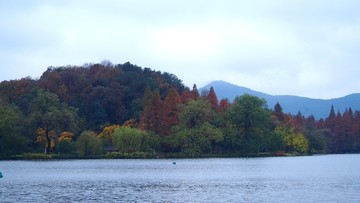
[{"left": 1, "top": 62, "right": 360, "bottom": 157}]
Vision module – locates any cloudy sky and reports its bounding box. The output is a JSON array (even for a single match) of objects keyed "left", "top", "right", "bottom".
[{"left": 1, "top": 0, "right": 359, "bottom": 99}]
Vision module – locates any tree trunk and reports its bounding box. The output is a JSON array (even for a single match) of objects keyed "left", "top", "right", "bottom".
[{"left": 45, "top": 130, "right": 51, "bottom": 154}]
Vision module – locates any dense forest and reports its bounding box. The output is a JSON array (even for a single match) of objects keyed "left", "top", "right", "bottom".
[{"left": 1, "top": 62, "right": 360, "bottom": 159}]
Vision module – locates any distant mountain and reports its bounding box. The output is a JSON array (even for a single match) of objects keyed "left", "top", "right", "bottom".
[{"left": 200, "top": 80, "right": 360, "bottom": 119}]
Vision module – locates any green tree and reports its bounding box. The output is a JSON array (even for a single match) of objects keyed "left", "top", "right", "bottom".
[
  {"left": 112, "top": 126, "right": 159, "bottom": 153},
  {"left": 29, "top": 89, "right": 81, "bottom": 153},
  {"left": 167, "top": 99, "right": 223, "bottom": 155},
  {"left": 307, "top": 129, "right": 331, "bottom": 154},
  {"left": 0, "top": 101, "right": 22, "bottom": 139},
  {"left": 0, "top": 100, "right": 27, "bottom": 154},
  {"left": 228, "top": 94, "right": 272, "bottom": 153},
  {"left": 57, "top": 140, "right": 75, "bottom": 154},
  {"left": 76, "top": 131, "right": 103, "bottom": 157},
  {"left": 56, "top": 132, "right": 76, "bottom": 154},
  {"left": 179, "top": 99, "right": 212, "bottom": 128},
  {"left": 0, "top": 134, "right": 28, "bottom": 155},
  {"left": 267, "top": 132, "right": 286, "bottom": 153}
]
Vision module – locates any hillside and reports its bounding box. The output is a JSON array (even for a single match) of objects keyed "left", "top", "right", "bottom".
[
  {"left": 0, "top": 62, "right": 185, "bottom": 131},
  {"left": 200, "top": 80, "right": 360, "bottom": 119},
  {"left": 2, "top": 64, "right": 360, "bottom": 157}
]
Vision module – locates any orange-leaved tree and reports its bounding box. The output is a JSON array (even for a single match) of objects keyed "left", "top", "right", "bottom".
[
  {"left": 206, "top": 86, "right": 219, "bottom": 112},
  {"left": 139, "top": 89, "right": 163, "bottom": 135},
  {"left": 161, "top": 87, "right": 181, "bottom": 136}
]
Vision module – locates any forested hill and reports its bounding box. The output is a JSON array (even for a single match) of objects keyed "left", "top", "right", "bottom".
[
  {"left": 2, "top": 62, "right": 360, "bottom": 157},
  {"left": 200, "top": 80, "right": 360, "bottom": 119},
  {"left": 0, "top": 62, "right": 185, "bottom": 131}
]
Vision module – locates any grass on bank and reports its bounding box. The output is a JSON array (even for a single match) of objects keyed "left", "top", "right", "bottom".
[{"left": 0, "top": 150, "right": 304, "bottom": 160}]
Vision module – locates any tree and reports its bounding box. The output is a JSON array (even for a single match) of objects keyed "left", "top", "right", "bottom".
[
  {"left": 207, "top": 86, "right": 219, "bottom": 111},
  {"left": 228, "top": 94, "right": 272, "bottom": 153},
  {"left": 0, "top": 134, "right": 27, "bottom": 155},
  {"left": 170, "top": 123, "right": 223, "bottom": 155},
  {"left": 161, "top": 87, "right": 181, "bottom": 136},
  {"left": 0, "top": 78, "right": 35, "bottom": 104},
  {"left": 273, "top": 102, "right": 285, "bottom": 122},
  {"left": 139, "top": 87, "right": 153, "bottom": 131},
  {"left": 57, "top": 132, "right": 75, "bottom": 154},
  {"left": 305, "top": 115, "right": 316, "bottom": 132},
  {"left": 179, "top": 99, "right": 212, "bottom": 128},
  {"left": 112, "top": 126, "right": 159, "bottom": 153},
  {"left": 219, "top": 98, "right": 230, "bottom": 112},
  {"left": 274, "top": 126, "right": 309, "bottom": 154},
  {"left": 29, "top": 89, "right": 81, "bottom": 153},
  {"left": 98, "top": 124, "right": 120, "bottom": 142},
  {"left": 167, "top": 99, "right": 223, "bottom": 154},
  {"left": 76, "top": 131, "right": 103, "bottom": 157},
  {"left": 0, "top": 101, "right": 28, "bottom": 155},
  {"left": 267, "top": 131, "right": 286, "bottom": 153},
  {"left": 58, "top": 131, "right": 74, "bottom": 142},
  {"left": 191, "top": 84, "right": 200, "bottom": 100},
  {"left": 180, "top": 87, "right": 191, "bottom": 104},
  {"left": 342, "top": 108, "right": 354, "bottom": 151},
  {"left": 0, "top": 101, "right": 23, "bottom": 142},
  {"left": 36, "top": 128, "right": 56, "bottom": 152},
  {"left": 295, "top": 111, "right": 306, "bottom": 130},
  {"left": 139, "top": 90, "right": 163, "bottom": 135},
  {"left": 35, "top": 62, "right": 185, "bottom": 133},
  {"left": 307, "top": 129, "right": 331, "bottom": 154},
  {"left": 325, "top": 105, "right": 336, "bottom": 132},
  {"left": 97, "top": 124, "right": 120, "bottom": 152}
]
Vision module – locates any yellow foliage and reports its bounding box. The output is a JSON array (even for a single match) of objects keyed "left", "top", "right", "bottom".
[
  {"left": 50, "top": 139, "right": 56, "bottom": 149},
  {"left": 36, "top": 128, "right": 45, "bottom": 136},
  {"left": 36, "top": 134, "right": 46, "bottom": 144},
  {"left": 36, "top": 128, "right": 46, "bottom": 145},
  {"left": 98, "top": 124, "right": 120, "bottom": 141},
  {"left": 59, "top": 131, "right": 74, "bottom": 142},
  {"left": 276, "top": 126, "right": 309, "bottom": 154},
  {"left": 35, "top": 128, "right": 57, "bottom": 148}
]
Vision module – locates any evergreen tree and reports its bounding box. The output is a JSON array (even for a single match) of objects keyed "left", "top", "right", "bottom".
[
  {"left": 207, "top": 86, "right": 219, "bottom": 112},
  {"left": 139, "top": 90, "right": 163, "bottom": 135},
  {"left": 180, "top": 87, "right": 192, "bottom": 104},
  {"left": 162, "top": 87, "right": 181, "bottom": 136},
  {"left": 191, "top": 84, "right": 200, "bottom": 100},
  {"left": 274, "top": 102, "right": 285, "bottom": 122}
]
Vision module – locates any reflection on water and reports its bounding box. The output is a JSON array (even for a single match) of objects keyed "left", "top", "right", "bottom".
[{"left": 1, "top": 154, "right": 360, "bottom": 202}]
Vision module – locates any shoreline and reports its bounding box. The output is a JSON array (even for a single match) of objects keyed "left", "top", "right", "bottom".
[{"left": 0, "top": 151, "right": 315, "bottom": 160}]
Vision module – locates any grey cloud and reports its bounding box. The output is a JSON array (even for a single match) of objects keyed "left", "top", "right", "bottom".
[{"left": 1, "top": 0, "right": 359, "bottom": 99}]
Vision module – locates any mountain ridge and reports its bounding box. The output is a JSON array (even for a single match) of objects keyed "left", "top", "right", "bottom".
[{"left": 199, "top": 80, "right": 360, "bottom": 119}]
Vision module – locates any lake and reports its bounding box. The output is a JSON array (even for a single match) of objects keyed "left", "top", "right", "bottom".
[{"left": 1, "top": 154, "right": 360, "bottom": 202}]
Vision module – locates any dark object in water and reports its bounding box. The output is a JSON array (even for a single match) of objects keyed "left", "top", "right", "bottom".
[{"left": 0, "top": 172, "right": 3, "bottom": 178}]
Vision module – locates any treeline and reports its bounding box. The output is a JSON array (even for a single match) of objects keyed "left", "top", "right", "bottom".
[
  {"left": 1, "top": 62, "right": 360, "bottom": 158},
  {"left": 0, "top": 62, "right": 184, "bottom": 156}
]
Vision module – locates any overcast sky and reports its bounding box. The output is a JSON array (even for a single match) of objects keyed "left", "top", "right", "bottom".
[{"left": 1, "top": 0, "right": 359, "bottom": 99}]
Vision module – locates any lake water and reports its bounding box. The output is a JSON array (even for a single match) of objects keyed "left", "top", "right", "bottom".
[{"left": 1, "top": 154, "right": 360, "bottom": 202}]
